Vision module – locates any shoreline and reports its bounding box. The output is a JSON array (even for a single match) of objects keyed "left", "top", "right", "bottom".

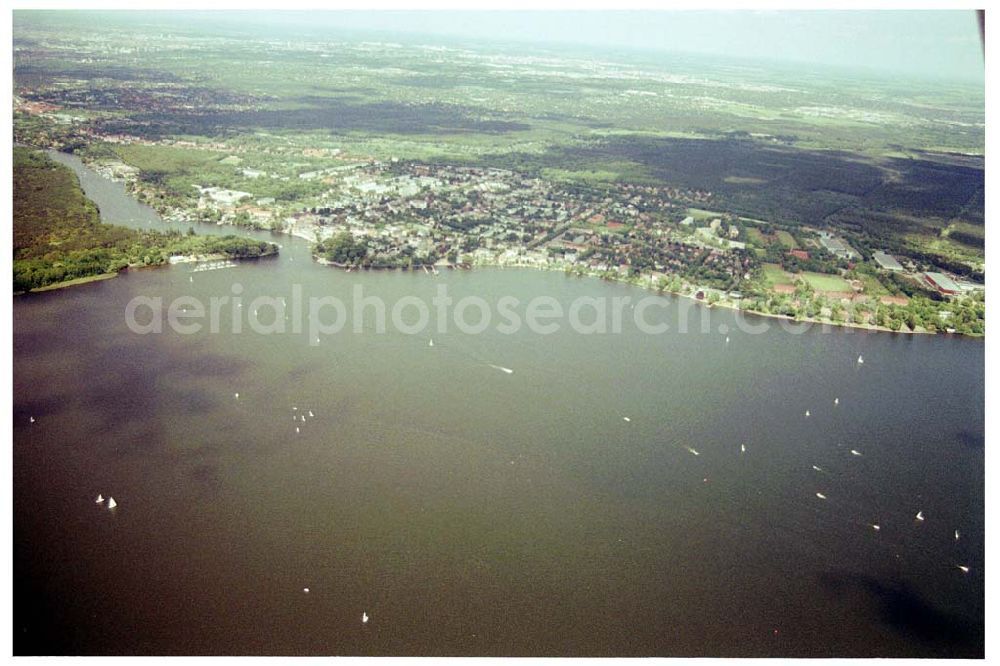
[
  {"left": 309, "top": 251, "right": 972, "bottom": 337},
  {"left": 16, "top": 251, "right": 278, "bottom": 297},
  {"left": 512, "top": 261, "right": 976, "bottom": 336},
  {"left": 59, "top": 148, "right": 979, "bottom": 338},
  {"left": 471, "top": 260, "right": 948, "bottom": 337},
  {"left": 167, "top": 252, "right": 231, "bottom": 265},
  {"left": 18, "top": 271, "right": 120, "bottom": 295}
]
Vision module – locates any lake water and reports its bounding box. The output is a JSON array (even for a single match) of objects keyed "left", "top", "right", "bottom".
[{"left": 13, "top": 152, "right": 984, "bottom": 656}]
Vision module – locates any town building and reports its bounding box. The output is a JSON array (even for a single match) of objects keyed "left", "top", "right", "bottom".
[
  {"left": 923, "top": 272, "right": 962, "bottom": 295},
  {"left": 819, "top": 235, "right": 859, "bottom": 260},
  {"left": 873, "top": 251, "right": 904, "bottom": 272}
]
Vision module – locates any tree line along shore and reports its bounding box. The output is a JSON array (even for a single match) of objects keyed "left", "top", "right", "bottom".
[{"left": 13, "top": 147, "right": 279, "bottom": 294}]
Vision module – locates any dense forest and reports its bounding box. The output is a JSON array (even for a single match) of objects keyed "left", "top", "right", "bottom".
[{"left": 13, "top": 148, "right": 278, "bottom": 292}]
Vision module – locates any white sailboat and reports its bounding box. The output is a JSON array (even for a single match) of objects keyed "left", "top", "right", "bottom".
[
  {"left": 857, "top": 355, "right": 864, "bottom": 364},
  {"left": 95, "top": 494, "right": 104, "bottom": 504},
  {"left": 107, "top": 497, "right": 117, "bottom": 509},
  {"left": 429, "top": 338, "right": 434, "bottom": 347},
  {"left": 915, "top": 510, "right": 924, "bottom": 521}
]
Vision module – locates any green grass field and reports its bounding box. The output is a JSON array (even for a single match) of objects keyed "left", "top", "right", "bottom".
[
  {"left": 775, "top": 230, "right": 799, "bottom": 249},
  {"left": 857, "top": 273, "right": 890, "bottom": 296},
  {"left": 592, "top": 223, "right": 630, "bottom": 235},
  {"left": 723, "top": 176, "right": 767, "bottom": 185},
  {"left": 114, "top": 144, "right": 227, "bottom": 174},
  {"left": 542, "top": 167, "right": 627, "bottom": 184},
  {"left": 745, "top": 227, "right": 766, "bottom": 246},
  {"left": 802, "top": 272, "right": 852, "bottom": 292},
  {"left": 762, "top": 263, "right": 794, "bottom": 287},
  {"left": 944, "top": 221, "right": 984, "bottom": 240},
  {"left": 685, "top": 208, "right": 725, "bottom": 221}
]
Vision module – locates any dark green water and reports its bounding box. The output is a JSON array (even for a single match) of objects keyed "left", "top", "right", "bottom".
[{"left": 13, "top": 152, "right": 984, "bottom": 656}]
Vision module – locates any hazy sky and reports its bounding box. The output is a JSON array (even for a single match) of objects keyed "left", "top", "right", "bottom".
[
  {"left": 274, "top": 10, "right": 984, "bottom": 82},
  {"left": 17, "top": 9, "right": 985, "bottom": 82}
]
